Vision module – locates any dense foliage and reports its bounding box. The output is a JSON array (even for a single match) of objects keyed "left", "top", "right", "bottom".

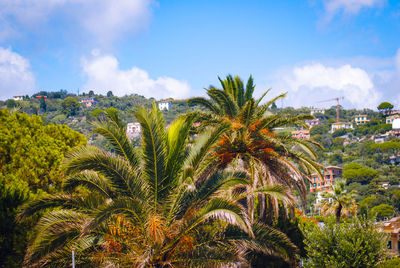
[
  {"left": 20, "top": 105, "right": 298, "bottom": 267},
  {"left": 0, "top": 109, "right": 86, "bottom": 192},
  {"left": 1, "top": 83, "right": 398, "bottom": 267},
  {"left": 0, "top": 176, "right": 30, "bottom": 267},
  {"left": 302, "top": 217, "right": 388, "bottom": 268}
]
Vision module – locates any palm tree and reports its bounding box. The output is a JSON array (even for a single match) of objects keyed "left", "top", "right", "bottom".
[
  {"left": 189, "top": 75, "right": 323, "bottom": 220},
  {"left": 19, "top": 104, "right": 296, "bottom": 267},
  {"left": 320, "top": 178, "right": 357, "bottom": 225}
]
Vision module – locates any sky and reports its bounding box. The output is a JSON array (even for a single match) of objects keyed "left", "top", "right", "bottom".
[{"left": 0, "top": 0, "right": 400, "bottom": 109}]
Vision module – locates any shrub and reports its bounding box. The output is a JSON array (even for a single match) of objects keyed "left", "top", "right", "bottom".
[
  {"left": 302, "top": 217, "right": 388, "bottom": 268},
  {"left": 377, "top": 258, "right": 400, "bottom": 268}
]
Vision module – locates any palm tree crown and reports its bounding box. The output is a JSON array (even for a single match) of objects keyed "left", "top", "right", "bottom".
[
  {"left": 19, "top": 104, "right": 296, "bottom": 267},
  {"left": 321, "top": 178, "right": 357, "bottom": 225},
  {"left": 189, "top": 75, "right": 323, "bottom": 214}
]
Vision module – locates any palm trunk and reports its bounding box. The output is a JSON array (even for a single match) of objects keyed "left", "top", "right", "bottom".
[{"left": 336, "top": 203, "right": 342, "bottom": 226}]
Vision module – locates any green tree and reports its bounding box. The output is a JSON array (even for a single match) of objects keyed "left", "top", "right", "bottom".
[
  {"left": 321, "top": 179, "right": 357, "bottom": 225},
  {"left": 39, "top": 96, "right": 46, "bottom": 112},
  {"left": 343, "top": 163, "right": 378, "bottom": 184},
  {"left": 359, "top": 195, "right": 379, "bottom": 216},
  {"left": 0, "top": 109, "right": 86, "bottom": 192},
  {"left": 377, "top": 102, "right": 394, "bottom": 114},
  {"left": 391, "top": 190, "right": 400, "bottom": 211},
  {"left": 310, "top": 124, "right": 329, "bottom": 136},
  {"left": 88, "top": 90, "right": 95, "bottom": 97},
  {"left": 369, "top": 204, "right": 394, "bottom": 220},
  {"left": 302, "top": 217, "right": 388, "bottom": 268},
  {"left": 377, "top": 258, "right": 400, "bottom": 268},
  {"left": 107, "top": 90, "right": 113, "bottom": 97},
  {"left": 61, "top": 96, "right": 80, "bottom": 117},
  {"left": 6, "top": 99, "right": 17, "bottom": 108},
  {"left": 20, "top": 105, "right": 296, "bottom": 267},
  {"left": 0, "top": 176, "right": 31, "bottom": 267}
]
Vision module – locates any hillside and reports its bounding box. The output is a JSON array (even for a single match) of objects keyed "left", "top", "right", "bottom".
[{"left": 2, "top": 91, "right": 400, "bottom": 215}]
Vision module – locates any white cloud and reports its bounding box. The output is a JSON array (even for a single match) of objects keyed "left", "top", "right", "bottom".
[
  {"left": 0, "top": 0, "right": 155, "bottom": 43},
  {"left": 77, "top": 0, "right": 154, "bottom": 43},
  {"left": 323, "top": 0, "right": 385, "bottom": 21},
  {"left": 274, "top": 63, "right": 381, "bottom": 109},
  {"left": 0, "top": 47, "right": 35, "bottom": 100},
  {"left": 81, "top": 51, "right": 190, "bottom": 99}
]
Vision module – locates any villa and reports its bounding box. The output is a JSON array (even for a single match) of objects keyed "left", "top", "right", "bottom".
[
  {"left": 158, "top": 101, "right": 172, "bottom": 110},
  {"left": 81, "top": 97, "right": 98, "bottom": 107},
  {"left": 378, "top": 216, "right": 400, "bottom": 255},
  {"left": 331, "top": 122, "right": 353, "bottom": 132},
  {"left": 354, "top": 115, "right": 369, "bottom": 125},
  {"left": 13, "top": 95, "right": 25, "bottom": 101},
  {"left": 291, "top": 129, "right": 310, "bottom": 140},
  {"left": 126, "top": 122, "right": 141, "bottom": 139},
  {"left": 310, "top": 166, "right": 343, "bottom": 192},
  {"left": 310, "top": 108, "right": 325, "bottom": 115},
  {"left": 386, "top": 115, "right": 400, "bottom": 124},
  {"left": 372, "top": 134, "right": 388, "bottom": 144},
  {"left": 305, "top": 118, "right": 321, "bottom": 128}
]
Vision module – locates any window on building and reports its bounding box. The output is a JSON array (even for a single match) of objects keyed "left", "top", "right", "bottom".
[{"left": 388, "top": 241, "right": 392, "bottom": 249}]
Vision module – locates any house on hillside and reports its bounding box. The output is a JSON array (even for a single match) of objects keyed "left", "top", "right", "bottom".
[
  {"left": 81, "top": 97, "right": 98, "bottom": 107},
  {"left": 386, "top": 115, "right": 400, "bottom": 124},
  {"left": 354, "top": 115, "right": 369, "bottom": 125},
  {"left": 378, "top": 216, "right": 400, "bottom": 254},
  {"left": 158, "top": 101, "right": 171, "bottom": 111},
  {"left": 372, "top": 134, "right": 388, "bottom": 144},
  {"left": 310, "top": 166, "right": 343, "bottom": 193},
  {"left": 305, "top": 118, "right": 321, "bottom": 128},
  {"left": 310, "top": 108, "right": 325, "bottom": 115},
  {"left": 331, "top": 122, "right": 353, "bottom": 132},
  {"left": 291, "top": 129, "right": 310, "bottom": 140},
  {"left": 13, "top": 95, "right": 24, "bottom": 101},
  {"left": 393, "top": 118, "right": 400, "bottom": 137},
  {"left": 126, "top": 122, "right": 141, "bottom": 140}
]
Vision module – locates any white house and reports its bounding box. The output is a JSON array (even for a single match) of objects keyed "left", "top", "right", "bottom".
[
  {"left": 310, "top": 108, "right": 325, "bottom": 115},
  {"left": 126, "top": 122, "right": 141, "bottom": 139},
  {"left": 13, "top": 95, "right": 24, "bottom": 101},
  {"left": 127, "top": 122, "right": 141, "bottom": 134},
  {"left": 393, "top": 118, "right": 400, "bottom": 137},
  {"left": 387, "top": 115, "right": 400, "bottom": 124},
  {"left": 158, "top": 102, "right": 171, "bottom": 110},
  {"left": 354, "top": 115, "right": 369, "bottom": 125}
]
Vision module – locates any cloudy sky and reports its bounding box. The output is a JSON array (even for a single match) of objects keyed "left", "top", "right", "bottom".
[{"left": 0, "top": 0, "right": 399, "bottom": 109}]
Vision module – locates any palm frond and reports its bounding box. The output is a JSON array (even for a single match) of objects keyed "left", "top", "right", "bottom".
[
  {"left": 188, "top": 97, "right": 221, "bottom": 114},
  {"left": 165, "top": 113, "right": 196, "bottom": 184},
  {"left": 256, "top": 92, "right": 287, "bottom": 117},
  {"left": 135, "top": 104, "right": 168, "bottom": 207},
  {"left": 239, "top": 98, "right": 255, "bottom": 126},
  {"left": 64, "top": 146, "right": 147, "bottom": 200},
  {"left": 63, "top": 170, "right": 114, "bottom": 199},
  {"left": 207, "top": 88, "right": 239, "bottom": 117},
  {"left": 244, "top": 75, "right": 255, "bottom": 102},
  {"left": 184, "top": 122, "right": 231, "bottom": 176},
  {"left": 92, "top": 120, "right": 141, "bottom": 168}
]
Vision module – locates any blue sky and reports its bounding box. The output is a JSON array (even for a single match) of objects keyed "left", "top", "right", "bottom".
[{"left": 0, "top": 0, "right": 400, "bottom": 109}]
